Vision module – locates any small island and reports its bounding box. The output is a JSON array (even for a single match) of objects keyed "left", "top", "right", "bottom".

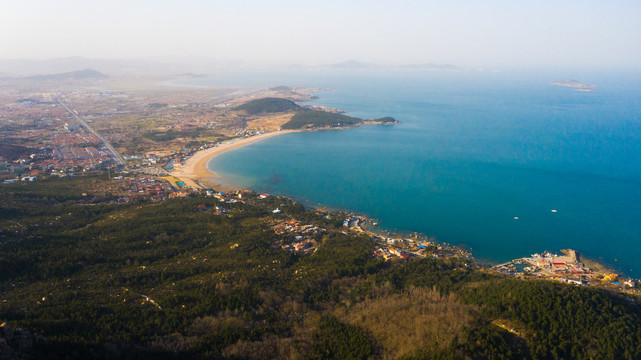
[{"left": 551, "top": 79, "right": 594, "bottom": 92}]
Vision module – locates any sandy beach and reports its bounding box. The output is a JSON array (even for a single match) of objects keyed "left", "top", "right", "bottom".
[{"left": 170, "top": 130, "right": 297, "bottom": 191}]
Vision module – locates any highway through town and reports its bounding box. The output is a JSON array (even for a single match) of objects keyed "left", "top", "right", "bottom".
[{"left": 56, "top": 97, "right": 127, "bottom": 166}]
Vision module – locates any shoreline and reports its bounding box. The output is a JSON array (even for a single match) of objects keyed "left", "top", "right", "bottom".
[
  {"left": 169, "top": 121, "right": 392, "bottom": 192},
  {"left": 170, "top": 130, "right": 298, "bottom": 191},
  {"left": 169, "top": 127, "right": 635, "bottom": 284}
]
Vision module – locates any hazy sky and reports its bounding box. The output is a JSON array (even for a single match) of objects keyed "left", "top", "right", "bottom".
[{"left": 2, "top": 0, "right": 640, "bottom": 68}]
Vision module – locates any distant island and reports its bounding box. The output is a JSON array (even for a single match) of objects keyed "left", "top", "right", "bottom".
[
  {"left": 3, "top": 68, "right": 108, "bottom": 81},
  {"left": 316, "top": 59, "right": 466, "bottom": 72},
  {"left": 551, "top": 79, "right": 594, "bottom": 92}
]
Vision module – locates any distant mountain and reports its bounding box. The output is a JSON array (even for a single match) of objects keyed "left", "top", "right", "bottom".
[
  {"left": 0, "top": 57, "right": 270, "bottom": 77},
  {"left": 25, "top": 68, "right": 108, "bottom": 81},
  {"left": 172, "top": 72, "right": 206, "bottom": 78},
  {"left": 0, "top": 57, "right": 200, "bottom": 77},
  {"left": 327, "top": 60, "right": 375, "bottom": 70},
  {"left": 268, "top": 85, "right": 292, "bottom": 91},
  {"left": 0, "top": 57, "right": 470, "bottom": 78},
  {"left": 0, "top": 57, "right": 111, "bottom": 76},
  {"left": 399, "top": 63, "right": 462, "bottom": 71}
]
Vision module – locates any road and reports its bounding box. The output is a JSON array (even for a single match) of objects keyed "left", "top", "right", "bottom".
[{"left": 56, "top": 97, "right": 127, "bottom": 166}]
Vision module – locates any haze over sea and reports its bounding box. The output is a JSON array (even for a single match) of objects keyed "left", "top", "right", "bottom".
[{"left": 182, "top": 69, "right": 641, "bottom": 276}]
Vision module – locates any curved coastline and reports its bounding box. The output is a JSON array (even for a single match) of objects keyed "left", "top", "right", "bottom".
[
  {"left": 169, "top": 122, "right": 387, "bottom": 191},
  {"left": 170, "top": 130, "right": 297, "bottom": 191},
  {"left": 168, "top": 127, "right": 633, "bottom": 281}
]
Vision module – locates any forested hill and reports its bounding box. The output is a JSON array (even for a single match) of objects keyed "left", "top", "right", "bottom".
[
  {"left": 234, "top": 98, "right": 301, "bottom": 114},
  {"left": 1, "top": 176, "right": 641, "bottom": 359}
]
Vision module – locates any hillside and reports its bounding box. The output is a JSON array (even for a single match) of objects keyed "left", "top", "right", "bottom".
[
  {"left": 234, "top": 98, "right": 301, "bottom": 115},
  {"left": 1, "top": 176, "right": 641, "bottom": 359}
]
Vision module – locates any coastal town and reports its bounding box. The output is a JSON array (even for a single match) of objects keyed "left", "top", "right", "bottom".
[
  {"left": 0, "top": 79, "right": 314, "bottom": 185},
  {"left": 0, "top": 73, "right": 637, "bottom": 297}
]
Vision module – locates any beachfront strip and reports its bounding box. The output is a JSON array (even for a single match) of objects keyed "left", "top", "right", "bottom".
[{"left": 339, "top": 214, "right": 472, "bottom": 261}]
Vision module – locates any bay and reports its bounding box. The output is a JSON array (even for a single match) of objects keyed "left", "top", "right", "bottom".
[{"left": 195, "top": 69, "right": 641, "bottom": 275}]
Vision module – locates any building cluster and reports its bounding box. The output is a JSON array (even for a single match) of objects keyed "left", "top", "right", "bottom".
[
  {"left": 123, "top": 153, "right": 167, "bottom": 167},
  {"left": 233, "top": 128, "right": 264, "bottom": 137},
  {"left": 0, "top": 99, "right": 120, "bottom": 182},
  {"left": 491, "top": 250, "right": 637, "bottom": 290},
  {"left": 342, "top": 215, "right": 364, "bottom": 229},
  {"left": 340, "top": 214, "right": 471, "bottom": 261},
  {"left": 373, "top": 246, "right": 411, "bottom": 261},
  {"left": 372, "top": 236, "right": 468, "bottom": 262},
  {"left": 1, "top": 144, "right": 113, "bottom": 183},
  {"left": 112, "top": 176, "right": 176, "bottom": 202},
  {"left": 493, "top": 251, "right": 592, "bottom": 281},
  {"left": 210, "top": 190, "right": 245, "bottom": 204},
  {"left": 51, "top": 127, "right": 99, "bottom": 146},
  {"left": 193, "top": 203, "right": 229, "bottom": 216},
  {"left": 304, "top": 105, "right": 344, "bottom": 114},
  {"left": 271, "top": 219, "right": 324, "bottom": 253}
]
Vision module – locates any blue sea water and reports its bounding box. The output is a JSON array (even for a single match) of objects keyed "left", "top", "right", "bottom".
[{"left": 191, "top": 69, "right": 641, "bottom": 275}]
